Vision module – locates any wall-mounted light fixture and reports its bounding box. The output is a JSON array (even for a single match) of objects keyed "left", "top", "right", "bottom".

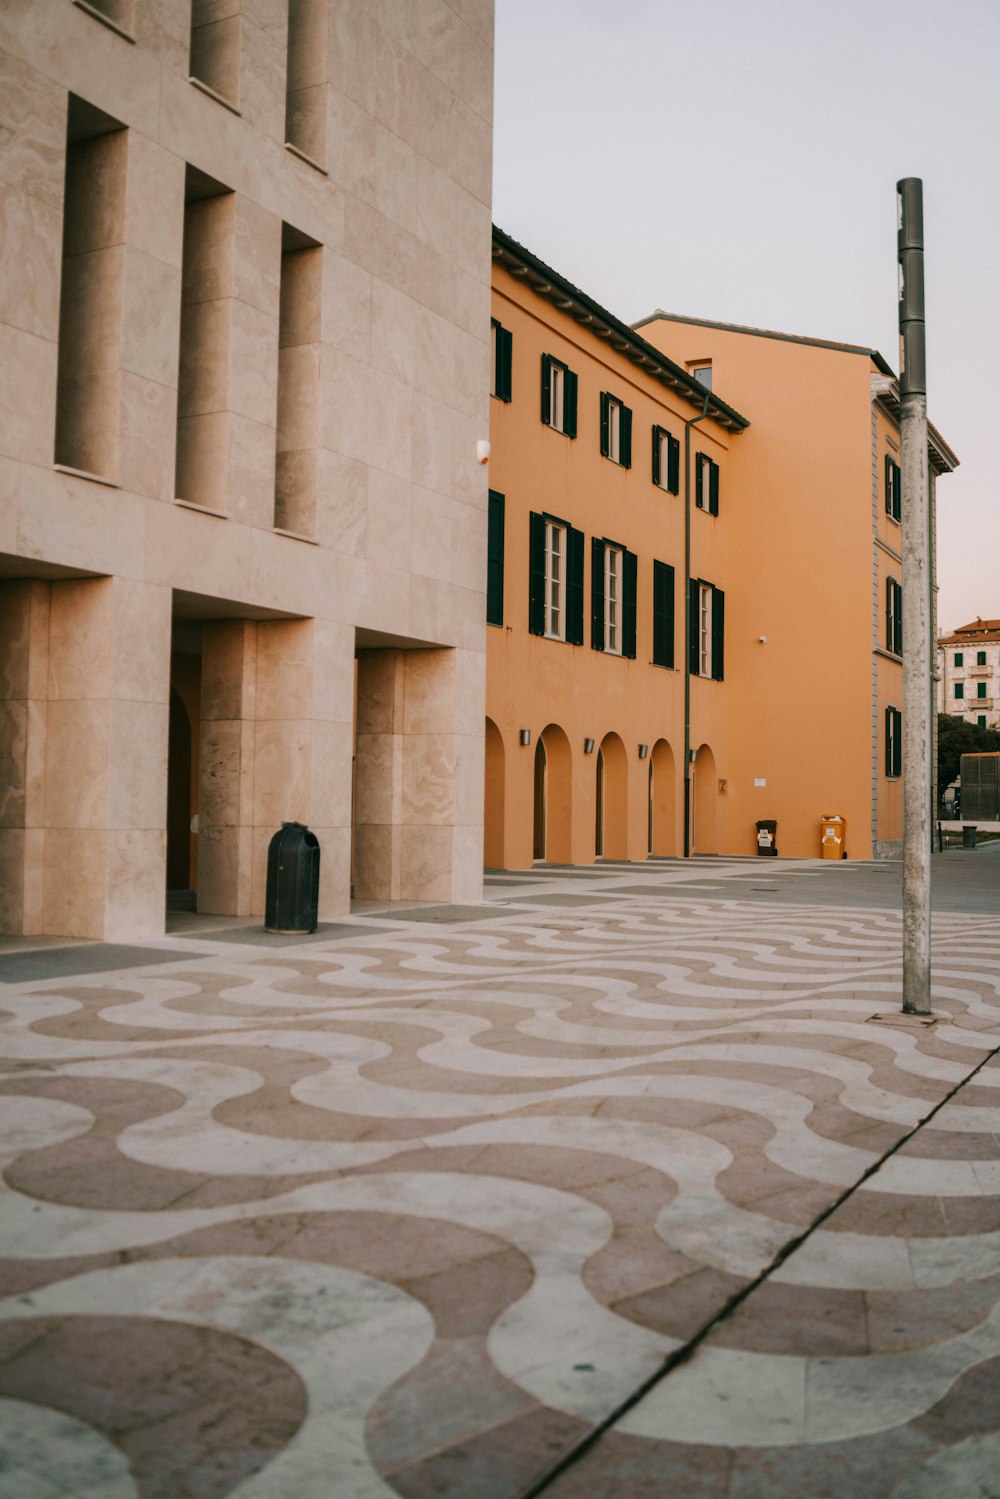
[
  {"left": 638, "top": 743, "right": 648, "bottom": 759},
  {"left": 477, "top": 439, "right": 491, "bottom": 465},
  {"left": 583, "top": 737, "right": 595, "bottom": 755},
  {"left": 519, "top": 728, "right": 531, "bottom": 746}
]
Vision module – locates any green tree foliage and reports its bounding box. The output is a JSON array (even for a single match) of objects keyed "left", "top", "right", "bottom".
[{"left": 938, "top": 713, "right": 1000, "bottom": 793}]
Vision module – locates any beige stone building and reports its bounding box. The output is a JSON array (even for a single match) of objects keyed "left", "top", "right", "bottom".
[
  {"left": 937, "top": 619, "right": 1000, "bottom": 731},
  {"left": 0, "top": 0, "right": 495, "bottom": 940}
]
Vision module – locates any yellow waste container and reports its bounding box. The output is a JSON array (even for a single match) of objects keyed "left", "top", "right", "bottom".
[{"left": 820, "top": 815, "right": 846, "bottom": 859}]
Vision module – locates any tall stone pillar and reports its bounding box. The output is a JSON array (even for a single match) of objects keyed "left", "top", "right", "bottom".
[
  {"left": 0, "top": 581, "right": 49, "bottom": 935},
  {"left": 198, "top": 616, "right": 354, "bottom": 917},
  {"left": 353, "top": 646, "right": 484, "bottom": 904},
  {"left": 0, "top": 575, "right": 170, "bottom": 940}
]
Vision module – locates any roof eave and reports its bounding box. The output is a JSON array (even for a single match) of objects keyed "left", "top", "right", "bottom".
[{"left": 492, "top": 229, "right": 749, "bottom": 433}]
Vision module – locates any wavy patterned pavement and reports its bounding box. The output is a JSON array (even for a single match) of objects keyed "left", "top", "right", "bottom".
[{"left": 1, "top": 859, "right": 998, "bottom": 1498}]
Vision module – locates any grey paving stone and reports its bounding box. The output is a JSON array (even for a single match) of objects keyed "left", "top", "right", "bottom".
[{"left": 0, "top": 944, "right": 205, "bottom": 984}]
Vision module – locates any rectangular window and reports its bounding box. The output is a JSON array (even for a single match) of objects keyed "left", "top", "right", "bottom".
[
  {"left": 74, "top": 0, "right": 135, "bottom": 37},
  {"left": 955, "top": 651, "right": 964, "bottom": 666},
  {"left": 885, "top": 577, "right": 902, "bottom": 655},
  {"left": 691, "top": 365, "right": 712, "bottom": 390},
  {"left": 275, "top": 225, "right": 322, "bottom": 536},
  {"left": 492, "top": 319, "right": 512, "bottom": 402},
  {"left": 977, "top": 650, "right": 987, "bottom": 666},
  {"left": 545, "top": 521, "right": 565, "bottom": 640},
  {"left": 955, "top": 683, "right": 964, "bottom": 700},
  {"left": 604, "top": 545, "right": 622, "bottom": 655},
  {"left": 978, "top": 681, "right": 987, "bottom": 699},
  {"left": 652, "top": 560, "right": 675, "bottom": 668},
  {"left": 885, "top": 706, "right": 902, "bottom": 778},
  {"left": 528, "top": 512, "right": 584, "bottom": 643},
  {"left": 540, "top": 354, "right": 576, "bottom": 435},
  {"left": 885, "top": 454, "right": 901, "bottom": 522},
  {"left": 175, "top": 167, "right": 234, "bottom": 511},
  {"left": 189, "top": 0, "right": 242, "bottom": 106},
  {"left": 696, "top": 453, "right": 720, "bottom": 515},
  {"left": 591, "top": 538, "right": 637, "bottom": 657},
  {"left": 486, "top": 490, "right": 504, "bottom": 626},
  {"left": 600, "top": 392, "right": 632, "bottom": 467},
  {"left": 54, "top": 96, "right": 128, "bottom": 480},
  {"left": 651, "top": 425, "right": 680, "bottom": 494},
  {"left": 688, "top": 578, "right": 724, "bottom": 680},
  {"left": 285, "top": 0, "right": 329, "bottom": 166},
  {"left": 978, "top": 715, "right": 988, "bottom": 729}
]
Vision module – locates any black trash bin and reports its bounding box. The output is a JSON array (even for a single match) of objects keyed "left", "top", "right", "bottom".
[
  {"left": 265, "top": 821, "right": 320, "bottom": 933},
  {"left": 755, "top": 819, "right": 778, "bottom": 857},
  {"left": 962, "top": 825, "right": 978, "bottom": 850}
]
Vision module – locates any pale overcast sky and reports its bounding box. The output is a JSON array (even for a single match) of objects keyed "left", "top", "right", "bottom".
[{"left": 492, "top": 0, "right": 999, "bottom": 633}]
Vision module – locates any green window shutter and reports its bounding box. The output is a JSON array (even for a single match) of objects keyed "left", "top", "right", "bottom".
[
  {"left": 893, "top": 461, "right": 902, "bottom": 521},
  {"left": 892, "top": 708, "right": 902, "bottom": 776},
  {"left": 528, "top": 512, "right": 546, "bottom": 635},
  {"left": 667, "top": 433, "right": 680, "bottom": 494},
  {"left": 978, "top": 681, "right": 987, "bottom": 698},
  {"left": 622, "top": 548, "right": 637, "bottom": 658},
  {"left": 486, "top": 490, "right": 505, "bottom": 626},
  {"left": 711, "top": 586, "right": 725, "bottom": 680},
  {"left": 653, "top": 563, "right": 677, "bottom": 668},
  {"left": 978, "top": 650, "right": 987, "bottom": 665},
  {"left": 894, "top": 581, "right": 903, "bottom": 655},
  {"left": 651, "top": 426, "right": 661, "bottom": 486},
  {"left": 600, "top": 392, "right": 610, "bottom": 457},
  {"left": 695, "top": 454, "right": 705, "bottom": 509},
  {"left": 709, "top": 460, "right": 719, "bottom": 516},
  {"left": 955, "top": 652, "right": 963, "bottom": 666},
  {"left": 955, "top": 683, "right": 964, "bottom": 699},
  {"left": 884, "top": 454, "right": 892, "bottom": 516},
  {"left": 541, "top": 354, "right": 552, "bottom": 425},
  {"left": 688, "top": 579, "right": 700, "bottom": 674},
  {"left": 620, "top": 405, "right": 632, "bottom": 469},
  {"left": 885, "top": 580, "right": 893, "bottom": 652},
  {"left": 498, "top": 325, "right": 512, "bottom": 401},
  {"left": 881, "top": 704, "right": 893, "bottom": 773},
  {"left": 564, "top": 368, "right": 578, "bottom": 438},
  {"left": 591, "top": 537, "right": 605, "bottom": 651},
  {"left": 566, "top": 525, "right": 584, "bottom": 644}
]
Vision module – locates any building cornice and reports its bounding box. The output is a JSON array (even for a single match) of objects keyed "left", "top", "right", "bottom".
[
  {"left": 870, "top": 375, "right": 959, "bottom": 476},
  {"left": 492, "top": 227, "right": 749, "bottom": 433}
]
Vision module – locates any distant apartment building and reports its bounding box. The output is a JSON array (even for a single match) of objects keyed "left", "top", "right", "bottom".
[
  {"left": 487, "top": 232, "right": 958, "bottom": 864},
  {"left": 0, "top": 0, "right": 494, "bottom": 940},
  {"left": 937, "top": 620, "right": 1000, "bottom": 730}
]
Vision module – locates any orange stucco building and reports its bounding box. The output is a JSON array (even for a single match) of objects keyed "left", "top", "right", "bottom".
[{"left": 486, "top": 229, "right": 958, "bottom": 867}]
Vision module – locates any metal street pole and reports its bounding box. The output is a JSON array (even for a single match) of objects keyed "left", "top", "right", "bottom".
[{"left": 898, "top": 177, "right": 932, "bottom": 1014}]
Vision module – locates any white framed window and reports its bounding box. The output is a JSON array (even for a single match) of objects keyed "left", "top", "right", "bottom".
[
  {"left": 691, "top": 364, "right": 713, "bottom": 390},
  {"left": 604, "top": 544, "right": 622, "bottom": 655},
  {"left": 548, "top": 361, "right": 564, "bottom": 431},
  {"left": 699, "top": 582, "right": 712, "bottom": 676},
  {"left": 607, "top": 398, "right": 621, "bottom": 462},
  {"left": 600, "top": 391, "right": 631, "bottom": 467},
  {"left": 544, "top": 519, "right": 566, "bottom": 641},
  {"left": 696, "top": 453, "right": 719, "bottom": 514},
  {"left": 541, "top": 354, "right": 576, "bottom": 436}
]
